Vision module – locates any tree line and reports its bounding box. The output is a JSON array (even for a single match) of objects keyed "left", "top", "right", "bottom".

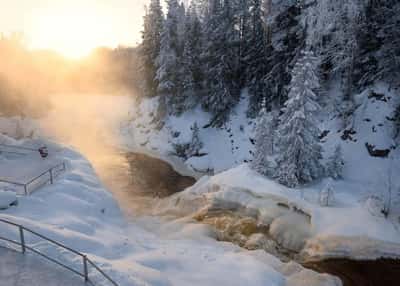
[{"left": 139, "top": 0, "right": 399, "bottom": 187}]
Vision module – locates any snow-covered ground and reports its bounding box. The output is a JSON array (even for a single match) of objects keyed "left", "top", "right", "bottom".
[
  {"left": 122, "top": 83, "right": 400, "bottom": 261},
  {"left": 0, "top": 248, "right": 86, "bottom": 286},
  {"left": 0, "top": 137, "right": 340, "bottom": 286}
]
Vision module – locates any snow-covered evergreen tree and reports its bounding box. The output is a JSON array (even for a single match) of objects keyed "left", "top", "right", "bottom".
[
  {"left": 156, "top": 0, "right": 183, "bottom": 115},
  {"left": 187, "top": 122, "right": 204, "bottom": 157},
  {"left": 263, "top": 1, "right": 306, "bottom": 109},
  {"left": 140, "top": 0, "right": 164, "bottom": 97},
  {"left": 202, "top": 0, "right": 240, "bottom": 127},
  {"left": 178, "top": 7, "right": 204, "bottom": 113},
  {"left": 276, "top": 50, "right": 324, "bottom": 187},
  {"left": 245, "top": 0, "right": 269, "bottom": 117},
  {"left": 251, "top": 100, "right": 277, "bottom": 177},
  {"left": 378, "top": 1, "right": 400, "bottom": 87},
  {"left": 326, "top": 145, "right": 344, "bottom": 180}
]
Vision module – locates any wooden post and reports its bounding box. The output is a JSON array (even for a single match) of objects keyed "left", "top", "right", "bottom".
[
  {"left": 83, "top": 255, "right": 89, "bottom": 282},
  {"left": 19, "top": 226, "right": 25, "bottom": 253},
  {"left": 49, "top": 169, "right": 53, "bottom": 184}
]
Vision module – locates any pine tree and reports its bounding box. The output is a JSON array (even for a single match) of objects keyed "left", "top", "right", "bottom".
[
  {"left": 140, "top": 0, "right": 164, "bottom": 97},
  {"left": 379, "top": 1, "right": 400, "bottom": 87},
  {"left": 202, "top": 0, "right": 240, "bottom": 127},
  {"left": 251, "top": 100, "right": 277, "bottom": 177},
  {"left": 263, "top": 1, "right": 306, "bottom": 110},
  {"left": 178, "top": 7, "right": 204, "bottom": 113},
  {"left": 245, "top": 0, "right": 269, "bottom": 117},
  {"left": 326, "top": 145, "right": 344, "bottom": 179},
  {"left": 276, "top": 50, "right": 324, "bottom": 187},
  {"left": 156, "top": 0, "right": 183, "bottom": 115},
  {"left": 187, "top": 122, "right": 204, "bottom": 157}
]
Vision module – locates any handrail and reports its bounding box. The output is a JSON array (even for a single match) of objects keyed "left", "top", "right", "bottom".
[
  {"left": 0, "top": 218, "right": 119, "bottom": 286},
  {"left": 0, "top": 143, "right": 38, "bottom": 152},
  {"left": 0, "top": 162, "right": 66, "bottom": 195}
]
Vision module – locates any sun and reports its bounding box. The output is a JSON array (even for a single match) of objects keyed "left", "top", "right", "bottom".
[{"left": 30, "top": 2, "right": 111, "bottom": 59}]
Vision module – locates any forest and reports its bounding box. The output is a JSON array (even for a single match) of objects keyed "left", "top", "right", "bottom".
[{"left": 138, "top": 0, "right": 400, "bottom": 187}]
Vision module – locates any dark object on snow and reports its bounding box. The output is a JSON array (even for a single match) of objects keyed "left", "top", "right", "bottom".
[
  {"left": 319, "top": 130, "right": 330, "bottom": 140},
  {"left": 368, "top": 91, "right": 388, "bottom": 102},
  {"left": 38, "top": 147, "right": 48, "bottom": 159},
  {"left": 341, "top": 129, "right": 357, "bottom": 141},
  {"left": 365, "top": 143, "right": 390, "bottom": 158}
]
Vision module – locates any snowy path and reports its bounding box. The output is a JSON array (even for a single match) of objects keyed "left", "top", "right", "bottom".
[{"left": 0, "top": 247, "right": 85, "bottom": 286}]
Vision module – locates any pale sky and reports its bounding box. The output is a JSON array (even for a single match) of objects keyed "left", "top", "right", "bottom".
[{"left": 0, "top": 0, "right": 150, "bottom": 58}]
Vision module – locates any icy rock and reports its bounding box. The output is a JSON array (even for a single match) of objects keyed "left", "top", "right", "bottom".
[{"left": 270, "top": 213, "right": 311, "bottom": 252}]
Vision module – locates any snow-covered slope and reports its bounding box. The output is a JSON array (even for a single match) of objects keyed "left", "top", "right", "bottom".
[
  {"left": 123, "top": 83, "right": 400, "bottom": 261},
  {"left": 0, "top": 137, "right": 340, "bottom": 286}
]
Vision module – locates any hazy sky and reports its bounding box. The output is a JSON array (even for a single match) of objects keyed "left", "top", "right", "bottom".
[{"left": 0, "top": 0, "right": 150, "bottom": 57}]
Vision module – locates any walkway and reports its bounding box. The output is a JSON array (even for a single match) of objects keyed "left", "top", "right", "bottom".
[{"left": 0, "top": 248, "right": 85, "bottom": 286}]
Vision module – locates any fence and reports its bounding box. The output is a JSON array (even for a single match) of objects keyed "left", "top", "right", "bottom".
[
  {"left": 0, "top": 143, "right": 37, "bottom": 157},
  {"left": 0, "top": 162, "right": 66, "bottom": 195},
  {"left": 0, "top": 218, "right": 119, "bottom": 286}
]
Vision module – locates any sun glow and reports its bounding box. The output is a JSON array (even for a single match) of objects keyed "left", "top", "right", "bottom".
[{"left": 30, "top": 2, "right": 113, "bottom": 59}]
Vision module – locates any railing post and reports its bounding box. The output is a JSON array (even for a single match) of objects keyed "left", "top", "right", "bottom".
[
  {"left": 24, "top": 185, "right": 28, "bottom": 196},
  {"left": 49, "top": 169, "right": 54, "bottom": 184},
  {"left": 19, "top": 226, "right": 26, "bottom": 253},
  {"left": 83, "top": 255, "right": 89, "bottom": 282}
]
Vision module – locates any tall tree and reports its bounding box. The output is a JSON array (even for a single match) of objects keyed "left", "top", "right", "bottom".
[
  {"left": 276, "top": 51, "right": 324, "bottom": 187},
  {"left": 179, "top": 6, "right": 204, "bottom": 113},
  {"left": 245, "top": 0, "right": 269, "bottom": 117},
  {"left": 263, "top": 1, "right": 306, "bottom": 110},
  {"left": 156, "top": 0, "right": 184, "bottom": 115},
  {"left": 251, "top": 99, "right": 278, "bottom": 177},
  {"left": 140, "top": 0, "right": 164, "bottom": 97},
  {"left": 202, "top": 0, "right": 240, "bottom": 127}
]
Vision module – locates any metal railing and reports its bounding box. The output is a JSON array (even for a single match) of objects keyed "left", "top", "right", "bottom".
[
  {"left": 0, "top": 218, "right": 119, "bottom": 286},
  {"left": 0, "top": 162, "right": 66, "bottom": 195},
  {"left": 0, "top": 143, "right": 38, "bottom": 152}
]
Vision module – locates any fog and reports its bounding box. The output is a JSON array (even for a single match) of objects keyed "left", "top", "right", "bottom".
[{"left": 0, "top": 35, "right": 141, "bottom": 117}]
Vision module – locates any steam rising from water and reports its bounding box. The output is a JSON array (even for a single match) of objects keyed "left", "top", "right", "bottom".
[{"left": 39, "top": 93, "right": 133, "bottom": 160}]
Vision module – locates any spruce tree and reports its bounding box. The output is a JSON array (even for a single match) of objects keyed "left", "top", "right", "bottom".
[
  {"left": 263, "top": 1, "right": 306, "bottom": 110},
  {"left": 140, "top": 0, "right": 164, "bottom": 97},
  {"left": 251, "top": 100, "right": 277, "bottom": 177},
  {"left": 179, "top": 7, "right": 204, "bottom": 113},
  {"left": 202, "top": 0, "right": 240, "bottom": 127},
  {"left": 276, "top": 50, "right": 324, "bottom": 187},
  {"left": 187, "top": 122, "right": 204, "bottom": 157},
  {"left": 246, "top": 0, "right": 269, "bottom": 117},
  {"left": 156, "top": 0, "right": 182, "bottom": 115},
  {"left": 326, "top": 145, "right": 344, "bottom": 180}
]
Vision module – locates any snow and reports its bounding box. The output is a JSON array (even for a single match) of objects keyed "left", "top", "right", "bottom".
[
  {"left": 0, "top": 191, "right": 17, "bottom": 210},
  {"left": 0, "top": 248, "right": 86, "bottom": 286},
  {"left": 0, "top": 134, "right": 340, "bottom": 286}
]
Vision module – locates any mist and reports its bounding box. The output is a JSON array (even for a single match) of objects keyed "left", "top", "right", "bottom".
[{"left": 0, "top": 34, "right": 141, "bottom": 118}]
